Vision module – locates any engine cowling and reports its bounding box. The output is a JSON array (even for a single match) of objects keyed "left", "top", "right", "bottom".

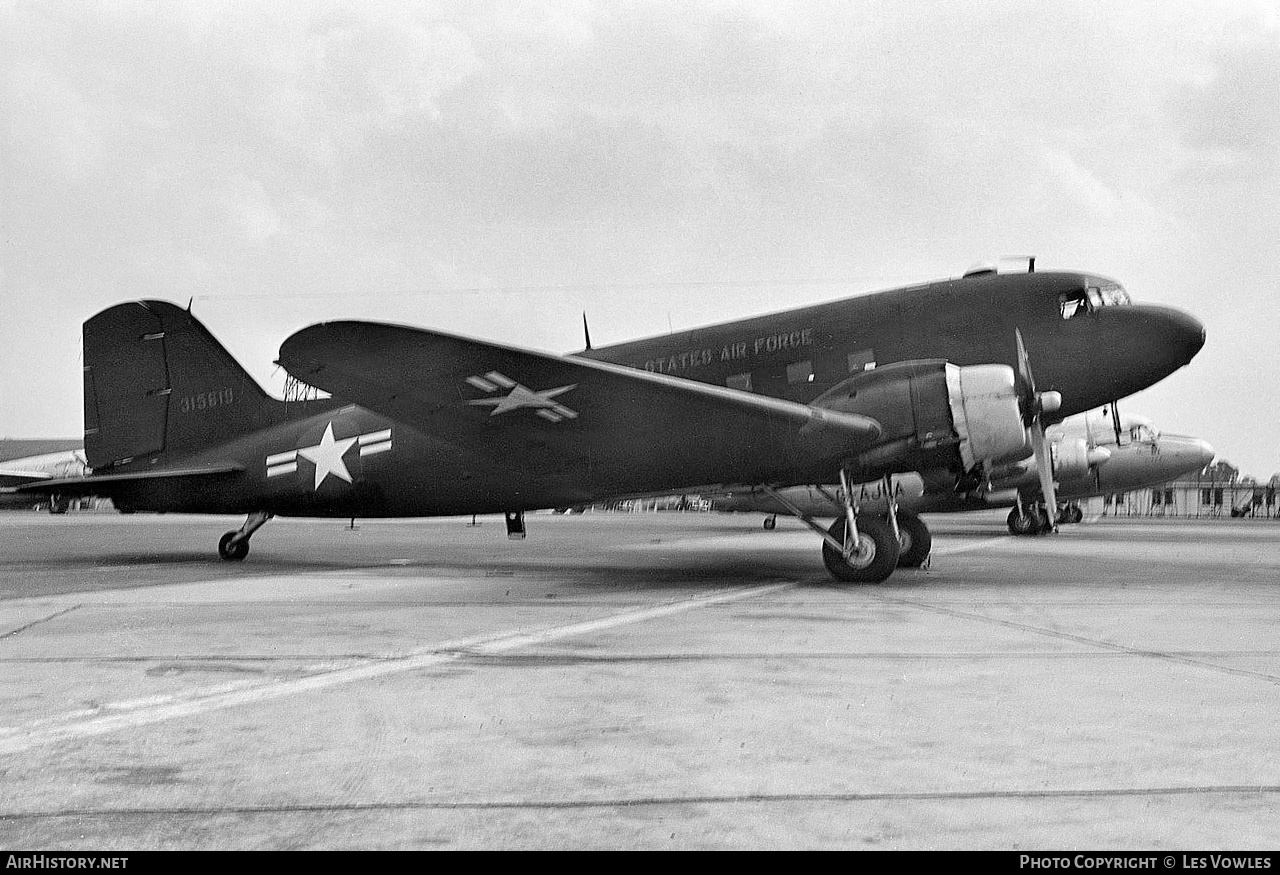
[
  {"left": 810, "top": 360, "right": 1029, "bottom": 480},
  {"left": 1051, "top": 437, "right": 1111, "bottom": 480}
]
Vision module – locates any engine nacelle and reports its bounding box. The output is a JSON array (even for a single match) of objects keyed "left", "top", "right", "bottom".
[
  {"left": 1051, "top": 437, "right": 1111, "bottom": 480},
  {"left": 811, "top": 360, "right": 1029, "bottom": 480}
]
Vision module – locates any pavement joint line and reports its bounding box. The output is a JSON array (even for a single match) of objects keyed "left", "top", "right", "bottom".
[
  {"left": 5, "top": 784, "right": 1280, "bottom": 820},
  {"left": 0, "top": 581, "right": 794, "bottom": 756},
  {"left": 0, "top": 604, "right": 82, "bottom": 640},
  {"left": 862, "top": 591, "right": 1280, "bottom": 687},
  {"left": 7, "top": 648, "right": 1280, "bottom": 665}
]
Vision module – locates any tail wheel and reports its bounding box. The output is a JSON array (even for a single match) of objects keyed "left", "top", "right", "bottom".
[
  {"left": 763, "top": 515, "right": 777, "bottom": 530},
  {"left": 218, "top": 531, "right": 249, "bottom": 561},
  {"left": 822, "top": 516, "right": 899, "bottom": 583},
  {"left": 895, "top": 510, "right": 932, "bottom": 568}
]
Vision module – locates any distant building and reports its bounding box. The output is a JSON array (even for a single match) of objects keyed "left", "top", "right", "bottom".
[{"left": 1100, "top": 463, "right": 1278, "bottom": 519}]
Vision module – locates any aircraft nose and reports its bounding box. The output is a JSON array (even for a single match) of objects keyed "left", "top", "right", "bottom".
[
  {"left": 1162, "top": 434, "right": 1216, "bottom": 472},
  {"left": 1191, "top": 437, "right": 1215, "bottom": 468},
  {"left": 1158, "top": 306, "right": 1206, "bottom": 365}
]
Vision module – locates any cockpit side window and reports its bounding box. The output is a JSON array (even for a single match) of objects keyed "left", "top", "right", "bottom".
[{"left": 1059, "top": 291, "right": 1088, "bottom": 319}]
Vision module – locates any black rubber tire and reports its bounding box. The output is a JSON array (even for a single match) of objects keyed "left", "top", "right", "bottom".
[
  {"left": 763, "top": 515, "right": 777, "bottom": 530},
  {"left": 1065, "top": 505, "right": 1084, "bottom": 524},
  {"left": 218, "top": 531, "right": 249, "bottom": 561},
  {"left": 1007, "top": 507, "right": 1038, "bottom": 536},
  {"left": 895, "top": 510, "right": 932, "bottom": 568},
  {"left": 822, "top": 516, "right": 899, "bottom": 583}
]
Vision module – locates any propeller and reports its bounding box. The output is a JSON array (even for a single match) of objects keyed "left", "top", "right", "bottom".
[
  {"left": 1015, "top": 329, "right": 1062, "bottom": 530},
  {"left": 1109, "top": 399, "right": 1122, "bottom": 445}
]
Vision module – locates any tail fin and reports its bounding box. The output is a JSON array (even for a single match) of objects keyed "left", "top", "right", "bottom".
[{"left": 83, "top": 301, "right": 274, "bottom": 469}]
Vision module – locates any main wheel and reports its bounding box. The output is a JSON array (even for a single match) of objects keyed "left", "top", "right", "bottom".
[
  {"left": 1064, "top": 504, "right": 1084, "bottom": 524},
  {"left": 218, "top": 531, "right": 249, "bottom": 561},
  {"left": 1007, "top": 507, "right": 1038, "bottom": 536},
  {"left": 822, "top": 516, "right": 899, "bottom": 583},
  {"left": 894, "top": 510, "right": 932, "bottom": 568}
]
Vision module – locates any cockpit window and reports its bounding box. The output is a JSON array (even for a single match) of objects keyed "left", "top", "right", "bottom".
[
  {"left": 1091, "top": 282, "right": 1131, "bottom": 307},
  {"left": 1060, "top": 291, "right": 1088, "bottom": 319},
  {"left": 1061, "top": 282, "right": 1130, "bottom": 319}
]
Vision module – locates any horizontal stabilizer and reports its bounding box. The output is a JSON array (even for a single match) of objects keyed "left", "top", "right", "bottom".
[
  {"left": 11, "top": 464, "right": 243, "bottom": 497},
  {"left": 0, "top": 470, "right": 55, "bottom": 488}
]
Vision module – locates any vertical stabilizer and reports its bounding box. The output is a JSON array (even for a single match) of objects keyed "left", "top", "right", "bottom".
[{"left": 83, "top": 301, "right": 273, "bottom": 469}]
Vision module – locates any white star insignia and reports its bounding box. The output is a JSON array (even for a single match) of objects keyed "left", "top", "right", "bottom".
[
  {"left": 296, "top": 422, "right": 358, "bottom": 489},
  {"left": 465, "top": 371, "right": 578, "bottom": 423}
]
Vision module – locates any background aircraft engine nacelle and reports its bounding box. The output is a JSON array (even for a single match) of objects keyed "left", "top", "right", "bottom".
[
  {"left": 1051, "top": 438, "right": 1111, "bottom": 480},
  {"left": 811, "top": 360, "right": 1027, "bottom": 479}
]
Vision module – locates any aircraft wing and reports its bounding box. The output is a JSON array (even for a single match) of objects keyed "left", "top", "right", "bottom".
[{"left": 278, "top": 322, "right": 882, "bottom": 497}]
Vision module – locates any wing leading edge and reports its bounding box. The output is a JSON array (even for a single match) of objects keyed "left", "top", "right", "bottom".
[{"left": 278, "top": 321, "right": 882, "bottom": 499}]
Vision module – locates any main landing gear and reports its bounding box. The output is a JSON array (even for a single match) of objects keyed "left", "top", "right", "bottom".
[
  {"left": 1007, "top": 498, "right": 1053, "bottom": 536},
  {"left": 218, "top": 511, "right": 273, "bottom": 561},
  {"left": 762, "top": 470, "right": 931, "bottom": 584}
]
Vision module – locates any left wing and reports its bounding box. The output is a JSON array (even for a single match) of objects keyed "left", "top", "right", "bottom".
[{"left": 279, "top": 321, "right": 882, "bottom": 498}]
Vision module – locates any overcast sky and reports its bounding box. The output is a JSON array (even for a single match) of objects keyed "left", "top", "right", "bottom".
[{"left": 3, "top": 1, "right": 1277, "bottom": 477}]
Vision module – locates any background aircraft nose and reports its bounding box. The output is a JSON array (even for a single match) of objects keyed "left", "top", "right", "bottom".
[
  {"left": 1162, "top": 434, "right": 1216, "bottom": 471},
  {"left": 1191, "top": 437, "right": 1215, "bottom": 468}
]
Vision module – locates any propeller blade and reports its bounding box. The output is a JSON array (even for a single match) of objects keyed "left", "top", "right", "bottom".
[
  {"left": 1016, "top": 328, "right": 1059, "bottom": 530},
  {"left": 1030, "top": 420, "right": 1059, "bottom": 530},
  {"left": 1015, "top": 328, "right": 1036, "bottom": 416},
  {"left": 1110, "top": 400, "right": 1122, "bottom": 445}
]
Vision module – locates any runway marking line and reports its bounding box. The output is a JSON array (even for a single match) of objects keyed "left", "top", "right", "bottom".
[{"left": 0, "top": 582, "right": 793, "bottom": 756}]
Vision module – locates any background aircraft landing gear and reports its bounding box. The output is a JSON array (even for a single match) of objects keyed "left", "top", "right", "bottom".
[
  {"left": 1007, "top": 505, "right": 1050, "bottom": 536},
  {"left": 218, "top": 511, "right": 273, "bottom": 561},
  {"left": 763, "top": 514, "right": 777, "bottom": 530},
  {"left": 894, "top": 509, "right": 932, "bottom": 568},
  {"left": 1058, "top": 503, "right": 1084, "bottom": 525},
  {"left": 821, "top": 515, "right": 899, "bottom": 583}
]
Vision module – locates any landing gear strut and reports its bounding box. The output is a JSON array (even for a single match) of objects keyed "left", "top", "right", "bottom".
[
  {"left": 762, "top": 470, "right": 900, "bottom": 584},
  {"left": 218, "top": 511, "right": 273, "bottom": 561}
]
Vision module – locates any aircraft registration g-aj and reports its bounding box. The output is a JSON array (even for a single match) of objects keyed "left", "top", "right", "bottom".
[{"left": 18, "top": 265, "right": 1204, "bottom": 583}]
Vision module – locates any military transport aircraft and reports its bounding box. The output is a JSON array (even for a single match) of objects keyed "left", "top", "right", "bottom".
[
  {"left": 13, "top": 266, "right": 1204, "bottom": 583},
  {"left": 708, "top": 411, "right": 1215, "bottom": 565},
  {"left": 0, "top": 447, "right": 88, "bottom": 512}
]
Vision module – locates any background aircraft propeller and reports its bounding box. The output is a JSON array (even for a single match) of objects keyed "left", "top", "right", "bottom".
[{"left": 1016, "top": 329, "right": 1062, "bottom": 530}]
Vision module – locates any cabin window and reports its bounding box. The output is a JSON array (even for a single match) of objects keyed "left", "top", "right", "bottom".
[
  {"left": 786, "top": 360, "right": 814, "bottom": 384},
  {"left": 847, "top": 349, "right": 876, "bottom": 372},
  {"left": 726, "top": 372, "right": 752, "bottom": 392}
]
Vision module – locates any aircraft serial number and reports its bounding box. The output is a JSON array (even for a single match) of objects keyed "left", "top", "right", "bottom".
[{"left": 178, "top": 388, "right": 234, "bottom": 413}]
